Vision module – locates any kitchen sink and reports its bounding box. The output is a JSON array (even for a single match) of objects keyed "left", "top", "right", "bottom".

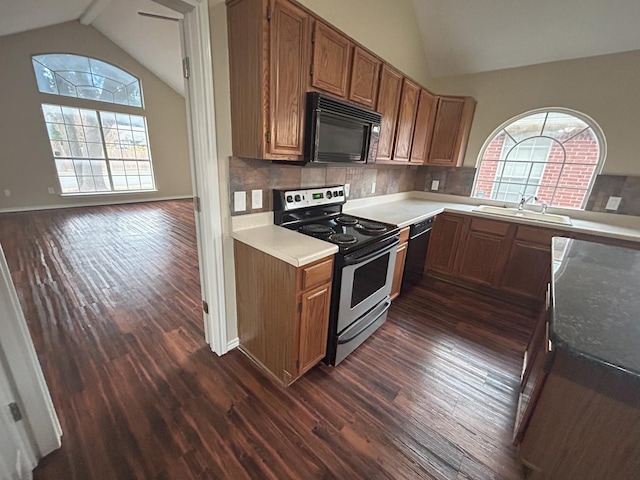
[{"left": 473, "top": 205, "right": 573, "bottom": 226}]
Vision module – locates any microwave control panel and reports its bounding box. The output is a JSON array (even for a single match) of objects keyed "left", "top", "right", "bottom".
[{"left": 280, "top": 186, "right": 345, "bottom": 210}]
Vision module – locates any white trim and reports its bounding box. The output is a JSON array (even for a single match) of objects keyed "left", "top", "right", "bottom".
[
  {"left": 227, "top": 337, "right": 239, "bottom": 350},
  {"left": 0, "top": 245, "right": 61, "bottom": 459},
  {"left": 181, "top": 0, "right": 228, "bottom": 355},
  {"left": 0, "top": 195, "right": 193, "bottom": 214}
]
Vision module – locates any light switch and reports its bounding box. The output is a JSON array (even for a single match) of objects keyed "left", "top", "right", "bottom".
[
  {"left": 605, "top": 196, "right": 622, "bottom": 211},
  {"left": 48, "top": 187, "right": 55, "bottom": 194},
  {"left": 3, "top": 189, "right": 10, "bottom": 197},
  {"left": 234, "top": 191, "right": 246, "bottom": 212},
  {"left": 251, "top": 189, "right": 263, "bottom": 209},
  {"left": 431, "top": 180, "right": 440, "bottom": 191}
]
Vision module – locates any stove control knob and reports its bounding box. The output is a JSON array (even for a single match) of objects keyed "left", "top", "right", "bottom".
[
  {"left": 326, "top": 190, "right": 332, "bottom": 199},
  {"left": 286, "top": 195, "right": 293, "bottom": 203},
  {"left": 294, "top": 194, "right": 301, "bottom": 202},
  {"left": 334, "top": 190, "right": 340, "bottom": 197},
  {"left": 338, "top": 190, "right": 344, "bottom": 196}
]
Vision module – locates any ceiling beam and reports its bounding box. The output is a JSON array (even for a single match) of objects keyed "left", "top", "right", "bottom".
[{"left": 79, "top": 0, "right": 113, "bottom": 25}]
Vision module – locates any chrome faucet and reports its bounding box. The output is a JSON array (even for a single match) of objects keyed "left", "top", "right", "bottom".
[
  {"left": 541, "top": 203, "right": 548, "bottom": 214},
  {"left": 518, "top": 194, "right": 538, "bottom": 211}
]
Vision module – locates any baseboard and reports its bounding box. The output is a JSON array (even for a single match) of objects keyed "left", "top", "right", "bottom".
[
  {"left": 227, "top": 337, "right": 239, "bottom": 350},
  {"left": 0, "top": 195, "right": 194, "bottom": 214}
]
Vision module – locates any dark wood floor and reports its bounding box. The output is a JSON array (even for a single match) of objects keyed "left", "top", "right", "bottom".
[{"left": 0, "top": 200, "right": 537, "bottom": 480}]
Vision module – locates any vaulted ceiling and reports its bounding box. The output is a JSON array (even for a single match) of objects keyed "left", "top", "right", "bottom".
[
  {"left": 412, "top": 0, "right": 640, "bottom": 77},
  {"left": 2, "top": 0, "right": 640, "bottom": 95}
]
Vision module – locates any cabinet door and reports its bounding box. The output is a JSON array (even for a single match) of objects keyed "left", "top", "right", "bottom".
[
  {"left": 298, "top": 282, "right": 331, "bottom": 375},
  {"left": 269, "top": 0, "right": 309, "bottom": 157},
  {"left": 390, "top": 241, "right": 408, "bottom": 301},
  {"left": 424, "top": 213, "right": 465, "bottom": 274},
  {"left": 392, "top": 79, "right": 420, "bottom": 163},
  {"left": 410, "top": 89, "right": 437, "bottom": 164},
  {"left": 310, "top": 21, "right": 351, "bottom": 98},
  {"left": 428, "top": 96, "right": 476, "bottom": 167},
  {"left": 514, "top": 307, "right": 552, "bottom": 443},
  {"left": 375, "top": 65, "right": 403, "bottom": 161},
  {"left": 455, "top": 218, "right": 511, "bottom": 286},
  {"left": 348, "top": 46, "right": 380, "bottom": 108}
]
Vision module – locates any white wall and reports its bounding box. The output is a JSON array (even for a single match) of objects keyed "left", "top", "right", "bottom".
[{"left": 430, "top": 49, "right": 640, "bottom": 176}]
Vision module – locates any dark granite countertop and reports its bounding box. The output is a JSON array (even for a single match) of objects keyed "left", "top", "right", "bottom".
[{"left": 551, "top": 237, "right": 640, "bottom": 379}]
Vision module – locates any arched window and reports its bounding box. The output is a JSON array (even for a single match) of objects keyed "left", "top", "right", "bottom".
[
  {"left": 32, "top": 54, "right": 154, "bottom": 194},
  {"left": 472, "top": 109, "right": 605, "bottom": 209}
]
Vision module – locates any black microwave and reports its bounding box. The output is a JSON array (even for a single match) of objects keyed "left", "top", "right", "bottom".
[{"left": 304, "top": 92, "right": 382, "bottom": 164}]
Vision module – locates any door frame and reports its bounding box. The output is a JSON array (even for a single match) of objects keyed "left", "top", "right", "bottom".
[
  {"left": 178, "top": 0, "right": 229, "bottom": 355},
  {"left": 0, "top": 245, "right": 62, "bottom": 460}
]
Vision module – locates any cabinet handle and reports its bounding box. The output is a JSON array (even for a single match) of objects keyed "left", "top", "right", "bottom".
[{"left": 545, "top": 283, "right": 551, "bottom": 311}]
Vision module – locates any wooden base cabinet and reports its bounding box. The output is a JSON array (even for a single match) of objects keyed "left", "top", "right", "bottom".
[
  {"left": 390, "top": 227, "right": 410, "bottom": 300},
  {"left": 424, "top": 213, "right": 561, "bottom": 304},
  {"left": 234, "top": 240, "right": 333, "bottom": 386}
]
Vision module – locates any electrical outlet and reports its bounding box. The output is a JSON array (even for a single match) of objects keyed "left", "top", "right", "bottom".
[
  {"left": 371, "top": 182, "right": 376, "bottom": 194},
  {"left": 605, "top": 196, "right": 622, "bottom": 211},
  {"left": 3, "top": 189, "right": 10, "bottom": 197},
  {"left": 234, "top": 191, "right": 246, "bottom": 212},
  {"left": 48, "top": 187, "right": 55, "bottom": 194},
  {"left": 345, "top": 184, "right": 350, "bottom": 197},
  {"left": 251, "top": 189, "right": 263, "bottom": 209},
  {"left": 431, "top": 180, "right": 440, "bottom": 191}
]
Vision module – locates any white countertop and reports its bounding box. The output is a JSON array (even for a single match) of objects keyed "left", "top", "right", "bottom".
[
  {"left": 344, "top": 192, "right": 640, "bottom": 243},
  {"left": 231, "top": 191, "right": 640, "bottom": 267},
  {"left": 231, "top": 213, "right": 338, "bottom": 267}
]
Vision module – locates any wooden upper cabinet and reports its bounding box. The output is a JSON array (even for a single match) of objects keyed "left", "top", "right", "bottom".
[
  {"left": 348, "top": 46, "right": 380, "bottom": 108},
  {"left": 410, "top": 89, "right": 438, "bottom": 164},
  {"left": 428, "top": 96, "right": 476, "bottom": 167},
  {"left": 375, "top": 65, "right": 403, "bottom": 161},
  {"left": 269, "top": 0, "right": 310, "bottom": 156},
  {"left": 310, "top": 21, "right": 352, "bottom": 98},
  {"left": 393, "top": 79, "right": 420, "bottom": 162},
  {"left": 227, "top": 0, "right": 308, "bottom": 160}
]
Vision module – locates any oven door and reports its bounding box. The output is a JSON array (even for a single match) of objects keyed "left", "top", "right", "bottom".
[{"left": 336, "top": 236, "right": 398, "bottom": 333}]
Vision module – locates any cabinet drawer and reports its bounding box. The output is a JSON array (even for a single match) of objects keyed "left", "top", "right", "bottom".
[
  {"left": 469, "top": 217, "right": 510, "bottom": 236},
  {"left": 301, "top": 258, "right": 333, "bottom": 291},
  {"left": 399, "top": 226, "right": 410, "bottom": 244}
]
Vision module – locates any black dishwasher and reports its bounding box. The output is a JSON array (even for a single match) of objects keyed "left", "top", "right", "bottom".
[{"left": 401, "top": 216, "right": 434, "bottom": 291}]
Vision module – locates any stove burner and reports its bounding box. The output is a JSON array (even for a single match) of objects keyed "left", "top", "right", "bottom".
[
  {"left": 329, "top": 233, "right": 357, "bottom": 245},
  {"left": 299, "top": 224, "right": 335, "bottom": 236},
  {"left": 355, "top": 221, "right": 387, "bottom": 234},
  {"left": 335, "top": 215, "right": 358, "bottom": 226}
]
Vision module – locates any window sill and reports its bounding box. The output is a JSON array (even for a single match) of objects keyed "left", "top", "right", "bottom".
[{"left": 60, "top": 189, "right": 158, "bottom": 197}]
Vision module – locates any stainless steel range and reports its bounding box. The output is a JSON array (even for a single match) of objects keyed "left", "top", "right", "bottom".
[{"left": 274, "top": 185, "right": 399, "bottom": 365}]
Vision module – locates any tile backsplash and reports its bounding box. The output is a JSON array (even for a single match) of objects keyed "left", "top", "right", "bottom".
[
  {"left": 228, "top": 157, "right": 418, "bottom": 215},
  {"left": 586, "top": 175, "right": 640, "bottom": 216},
  {"left": 228, "top": 158, "right": 640, "bottom": 218}
]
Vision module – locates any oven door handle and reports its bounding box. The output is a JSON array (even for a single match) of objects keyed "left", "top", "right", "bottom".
[
  {"left": 343, "top": 237, "right": 399, "bottom": 266},
  {"left": 337, "top": 297, "right": 392, "bottom": 344}
]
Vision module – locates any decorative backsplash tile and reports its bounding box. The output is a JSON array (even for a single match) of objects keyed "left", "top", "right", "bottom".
[
  {"left": 228, "top": 157, "right": 418, "bottom": 215},
  {"left": 586, "top": 175, "right": 640, "bottom": 216},
  {"left": 228, "top": 160, "right": 640, "bottom": 217},
  {"left": 417, "top": 166, "right": 477, "bottom": 196}
]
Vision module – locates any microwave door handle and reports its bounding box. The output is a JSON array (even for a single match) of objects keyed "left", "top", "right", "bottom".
[{"left": 343, "top": 238, "right": 399, "bottom": 266}]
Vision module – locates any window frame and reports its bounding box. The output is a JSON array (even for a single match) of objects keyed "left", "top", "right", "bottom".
[
  {"left": 472, "top": 107, "right": 607, "bottom": 210},
  {"left": 32, "top": 53, "right": 157, "bottom": 196}
]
